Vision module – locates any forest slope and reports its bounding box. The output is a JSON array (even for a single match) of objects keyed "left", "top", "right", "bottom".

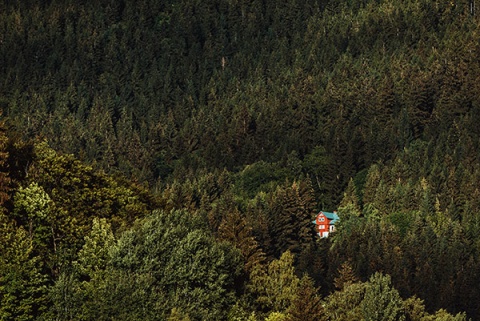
[
  {"left": 1, "top": 0, "right": 480, "bottom": 319},
  {"left": 0, "top": 0, "right": 478, "bottom": 200}
]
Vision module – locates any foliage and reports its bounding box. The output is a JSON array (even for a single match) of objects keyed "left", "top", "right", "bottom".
[
  {"left": 50, "top": 210, "right": 243, "bottom": 321},
  {"left": 264, "top": 312, "right": 288, "bottom": 321},
  {"left": 0, "top": 220, "right": 49, "bottom": 321},
  {"left": 324, "top": 273, "right": 464, "bottom": 321},
  {"left": 218, "top": 207, "right": 266, "bottom": 274},
  {"left": 13, "top": 182, "right": 53, "bottom": 256},
  {"left": 248, "top": 251, "right": 300, "bottom": 313},
  {"left": 286, "top": 275, "right": 325, "bottom": 321},
  {"left": 1, "top": 0, "right": 480, "bottom": 319},
  {"left": 361, "top": 272, "right": 405, "bottom": 321}
]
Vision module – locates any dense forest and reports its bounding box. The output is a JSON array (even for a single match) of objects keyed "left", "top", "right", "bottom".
[{"left": 1, "top": 0, "right": 480, "bottom": 319}]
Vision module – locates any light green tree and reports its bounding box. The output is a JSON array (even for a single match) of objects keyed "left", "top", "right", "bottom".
[
  {"left": 425, "top": 309, "right": 467, "bottom": 321},
  {"left": 403, "top": 296, "right": 467, "bottom": 321},
  {"left": 0, "top": 221, "right": 49, "bottom": 321},
  {"left": 227, "top": 301, "right": 258, "bottom": 321},
  {"left": 338, "top": 177, "right": 362, "bottom": 220},
  {"left": 75, "top": 217, "right": 115, "bottom": 276},
  {"left": 13, "top": 182, "right": 53, "bottom": 253},
  {"left": 325, "top": 272, "right": 407, "bottom": 321},
  {"left": 323, "top": 281, "right": 366, "bottom": 321},
  {"left": 49, "top": 217, "right": 117, "bottom": 321},
  {"left": 168, "top": 308, "right": 192, "bottom": 321},
  {"left": 51, "top": 209, "right": 243, "bottom": 321},
  {"left": 361, "top": 272, "right": 405, "bottom": 321},
  {"left": 265, "top": 312, "right": 288, "bottom": 321},
  {"left": 249, "top": 251, "right": 300, "bottom": 313}
]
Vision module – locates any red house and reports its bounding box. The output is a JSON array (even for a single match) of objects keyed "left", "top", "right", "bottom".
[{"left": 313, "top": 211, "right": 339, "bottom": 238}]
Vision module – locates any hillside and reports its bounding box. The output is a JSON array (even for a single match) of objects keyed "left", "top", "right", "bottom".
[{"left": 1, "top": 0, "right": 480, "bottom": 319}]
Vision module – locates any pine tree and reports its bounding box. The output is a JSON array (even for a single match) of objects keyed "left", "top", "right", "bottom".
[
  {"left": 338, "top": 177, "right": 361, "bottom": 219},
  {"left": 334, "top": 261, "right": 358, "bottom": 290},
  {"left": 218, "top": 208, "right": 266, "bottom": 274},
  {"left": 268, "top": 180, "right": 317, "bottom": 257},
  {"left": 361, "top": 272, "right": 405, "bottom": 321},
  {"left": 12, "top": 182, "right": 54, "bottom": 258},
  {"left": 248, "top": 251, "right": 300, "bottom": 313},
  {"left": 286, "top": 275, "right": 325, "bottom": 321},
  {"left": 75, "top": 217, "right": 115, "bottom": 276},
  {"left": 0, "top": 118, "right": 11, "bottom": 210},
  {"left": 323, "top": 281, "right": 366, "bottom": 321},
  {"left": 0, "top": 220, "right": 49, "bottom": 320}
]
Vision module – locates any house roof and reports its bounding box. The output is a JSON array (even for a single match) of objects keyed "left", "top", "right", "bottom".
[{"left": 320, "top": 211, "right": 340, "bottom": 225}]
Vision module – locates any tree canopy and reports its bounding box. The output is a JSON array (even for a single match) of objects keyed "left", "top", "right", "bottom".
[{"left": 1, "top": 0, "right": 480, "bottom": 319}]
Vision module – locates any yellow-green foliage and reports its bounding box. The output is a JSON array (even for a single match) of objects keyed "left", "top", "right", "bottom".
[
  {"left": 249, "top": 251, "right": 300, "bottom": 313},
  {"left": 264, "top": 312, "right": 288, "bottom": 321}
]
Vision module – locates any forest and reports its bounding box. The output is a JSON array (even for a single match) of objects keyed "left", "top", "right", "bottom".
[{"left": 1, "top": 0, "right": 480, "bottom": 320}]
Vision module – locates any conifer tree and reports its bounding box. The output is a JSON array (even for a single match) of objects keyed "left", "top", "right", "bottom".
[
  {"left": 334, "top": 261, "right": 358, "bottom": 290},
  {"left": 361, "top": 272, "right": 405, "bottom": 321},
  {"left": 0, "top": 118, "right": 11, "bottom": 210},
  {"left": 0, "top": 221, "right": 49, "bottom": 321},
  {"left": 13, "top": 182, "right": 54, "bottom": 258},
  {"left": 362, "top": 164, "right": 382, "bottom": 207},
  {"left": 218, "top": 208, "right": 266, "bottom": 274},
  {"left": 323, "top": 281, "right": 366, "bottom": 321},
  {"left": 268, "top": 180, "right": 317, "bottom": 257},
  {"left": 338, "top": 177, "right": 361, "bottom": 219},
  {"left": 286, "top": 275, "right": 325, "bottom": 321},
  {"left": 248, "top": 251, "right": 300, "bottom": 314}
]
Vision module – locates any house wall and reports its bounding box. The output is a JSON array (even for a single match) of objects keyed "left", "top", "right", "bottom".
[{"left": 316, "top": 213, "right": 330, "bottom": 235}]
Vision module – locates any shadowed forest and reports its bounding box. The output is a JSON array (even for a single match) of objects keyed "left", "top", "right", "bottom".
[{"left": 1, "top": 0, "right": 480, "bottom": 320}]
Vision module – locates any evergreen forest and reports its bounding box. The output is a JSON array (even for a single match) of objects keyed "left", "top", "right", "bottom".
[{"left": 1, "top": 0, "right": 480, "bottom": 320}]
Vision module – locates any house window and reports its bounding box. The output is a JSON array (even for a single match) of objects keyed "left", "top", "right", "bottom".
[
  {"left": 318, "top": 217, "right": 325, "bottom": 222},
  {"left": 320, "top": 225, "right": 325, "bottom": 230}
]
